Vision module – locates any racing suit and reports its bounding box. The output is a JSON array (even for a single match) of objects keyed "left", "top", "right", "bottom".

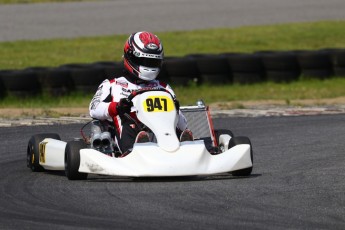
[{"left": 89, "top": 76, "right": 188, "bottom": 153}]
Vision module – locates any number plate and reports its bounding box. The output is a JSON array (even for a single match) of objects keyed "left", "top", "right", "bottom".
[{"left": 143, "top": 96, "right": 175, "bottom": 112}]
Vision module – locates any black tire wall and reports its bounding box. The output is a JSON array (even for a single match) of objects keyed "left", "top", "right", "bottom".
[
  {"left": 1, "top": 48, "right": 344, "bottom": 99},
  {"left": 0, "top": 70, "right": 41, "bottom": 97},
  {"left": 227, "top": 54, "right": 264, "bottom": 84},
  {"left": 332, "top": 49, "right": 345, "bottom": 76},
  {"left": 59, "top": 64, "right": 106, "bottom": 94},
  {"left": 26, "top": 67, "right": 74, "bottom": 96},
  {"left": 164, "top": 58, "right": 201, "bottom": 86},
  {"left": 297, "top": 50, "right": 334, "bottom": 79},
  {"left": 186, "top": 54, "right": 231, "bottom": 84},
  {"left": 258, "top": 51, "right": 300, "bottom": 83},
  {"left": 93, "top": 61, "right": 124, "bottom": 80}
]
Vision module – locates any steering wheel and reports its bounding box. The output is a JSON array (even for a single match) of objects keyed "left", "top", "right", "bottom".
[{"left": 127, "top": 87, "right": 173, "bottom": 101}]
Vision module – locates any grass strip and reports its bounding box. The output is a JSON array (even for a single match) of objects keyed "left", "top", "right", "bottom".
[
  {"left": 1, "top": 21, "right": 344, "bottom": 109},
  {"left": 1, "top": 21, "right": 345, "bottom": 70},
  {"left": 1, "top": 77, "right": 344, "bottom": 108}
]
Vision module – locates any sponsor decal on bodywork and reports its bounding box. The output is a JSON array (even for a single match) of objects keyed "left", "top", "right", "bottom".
[{"left": 39, "top": 141, "right": 48, "bottom": 163}]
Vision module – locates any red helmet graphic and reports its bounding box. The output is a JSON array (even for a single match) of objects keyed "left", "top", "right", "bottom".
[{"left": 123, "top": 31, "right": 164, "bottom": 81}]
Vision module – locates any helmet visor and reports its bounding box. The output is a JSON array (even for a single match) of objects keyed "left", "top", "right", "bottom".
[{"left": 132, "top": 56, "right": 162, "bottom": 68}]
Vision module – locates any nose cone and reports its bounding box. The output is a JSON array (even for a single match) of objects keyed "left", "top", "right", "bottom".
[{"left": 156, "top": 132, "right": 180, "bottom": 152}]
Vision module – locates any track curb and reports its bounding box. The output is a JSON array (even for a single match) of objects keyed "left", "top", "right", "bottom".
[{"left": 1, "top": 105, "right": 344, "bottom": 127}]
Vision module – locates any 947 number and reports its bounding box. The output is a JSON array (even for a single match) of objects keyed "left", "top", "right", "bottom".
[{"left": 146, "top": 98, "right": 168, "bottom": 112}]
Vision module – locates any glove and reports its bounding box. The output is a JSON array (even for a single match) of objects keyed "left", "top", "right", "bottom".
[{"left": 116, "top": 98, "right": 133, "bottom": 116}]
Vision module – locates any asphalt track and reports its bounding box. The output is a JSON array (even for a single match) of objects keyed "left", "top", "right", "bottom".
[
  {"left": 1, "top": 1, "right": 345, "bottom": 229},
  {"left": 1, "top": 0, "right": 345, "bottom": 41},
  {"left": 0, "top": 114, "right": 344, "bottom": 229}
]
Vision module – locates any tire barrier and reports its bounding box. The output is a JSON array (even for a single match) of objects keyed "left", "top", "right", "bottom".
[
  {"left": 42, "top": 67, "right": 75, "bottom": 96},
  {"left": 258, "top": 51, "right": 300, "bottom": 83},
  {"left": 0, "top": 48, "right": 344, "bottom": 99},
  {"left": 59, "top": 63, "right": 106, "bottom": 94},
  {"left": 227, "top": 54, "right": 264, "bottom": 84},
  {"left": 164, "top": 58, "right": 201, "bottom": 86},
  {"left": 186, "top": 54, "right": 231, "bottom": 84},
  {"left": 92, "top": 61, "right": 124, "bottom": 80},
  {"left": 0, "top": 69, "right": 41, "bottom": 97},
  {"left": 157, "top": 61, "right": 170, "bottom": 83},
  {"left": 332, "top": 49, "right": 345, "bottom": 76},
  {"left": 0, "top": 70, "right": 7, "bottom": 98},
  {"left": 297, "top": 50, "right": 334, "bottom": 79}
]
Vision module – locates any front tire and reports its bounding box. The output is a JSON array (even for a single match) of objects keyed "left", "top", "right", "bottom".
[
  {"left": 64, "top": 140, "right": 88, "bottom": 180},
  {"left": 27, "top": 133, "right": 61, "bottom": 172},
  {"left": 229, "top": 136, "right": 253, "bottom": 176}
]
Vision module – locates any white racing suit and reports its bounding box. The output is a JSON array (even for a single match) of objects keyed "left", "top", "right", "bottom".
[{"left": 89, "top": 76, "right": 188, "bottom": 153}]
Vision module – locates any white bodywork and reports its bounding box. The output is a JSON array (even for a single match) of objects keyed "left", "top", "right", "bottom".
[
  {"left": 39, "top": 138, "right": 66, "bottom": 170},
  {"left": 134, "top": 91, "right": 180, "bottom": 152},
  {"left": 39, "top": 90, "right": 253, "bottom": 177},
  {"left": 78, "top": 141, "right": 251, "bottom": 177}
]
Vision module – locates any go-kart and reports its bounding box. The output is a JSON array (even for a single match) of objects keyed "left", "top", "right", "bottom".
[{"left": 27, "top": 88, "right": 253, "bottom": 180}]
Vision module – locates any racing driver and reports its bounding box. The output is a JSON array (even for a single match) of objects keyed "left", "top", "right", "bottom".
[{"left": 89, "top": 31, "right": 193, "bottom": 156}]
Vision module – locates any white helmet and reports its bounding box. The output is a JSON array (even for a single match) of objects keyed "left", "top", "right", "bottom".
[{"left": 123, "top": 31, "right": 164, "bottom": 81}]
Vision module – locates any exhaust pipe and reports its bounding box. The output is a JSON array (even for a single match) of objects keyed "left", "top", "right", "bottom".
[
  {"left": 100, "top": 132, "right": 112, "bottom": 148},
  {"left": 90, "top": 121, "right": 114, "bottom": 155},
  {"left": 91, "top": 133, "right": 102, "bottom": 149}
]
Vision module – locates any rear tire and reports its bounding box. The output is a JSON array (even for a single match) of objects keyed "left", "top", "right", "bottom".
[
  {"left": 27, "top": 133, "right": 61, "bottom": 172},
  {"left": 64, "top": 140, "right": 88, "bottom": 180},
  {"left": 229, "top": 136, "right": 253, "bottom": 176}
]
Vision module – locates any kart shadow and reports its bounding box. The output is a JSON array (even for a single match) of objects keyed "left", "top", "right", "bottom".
[
  {"left": 86, "top": 173, "right": 262, "bottom": 183},
  {"left": 41, "top": 170, "right": 261, "bottom": 182},
  {"left": 44, "top": 170, "right": 66, "bottom": 177},
  {"left": 204, "top": 173, "right": 262, "bottom": 181}
]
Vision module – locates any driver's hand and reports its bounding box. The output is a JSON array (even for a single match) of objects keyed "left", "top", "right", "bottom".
[{"left": 116, "top": 98, "right": 133, "bottom": 116}]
